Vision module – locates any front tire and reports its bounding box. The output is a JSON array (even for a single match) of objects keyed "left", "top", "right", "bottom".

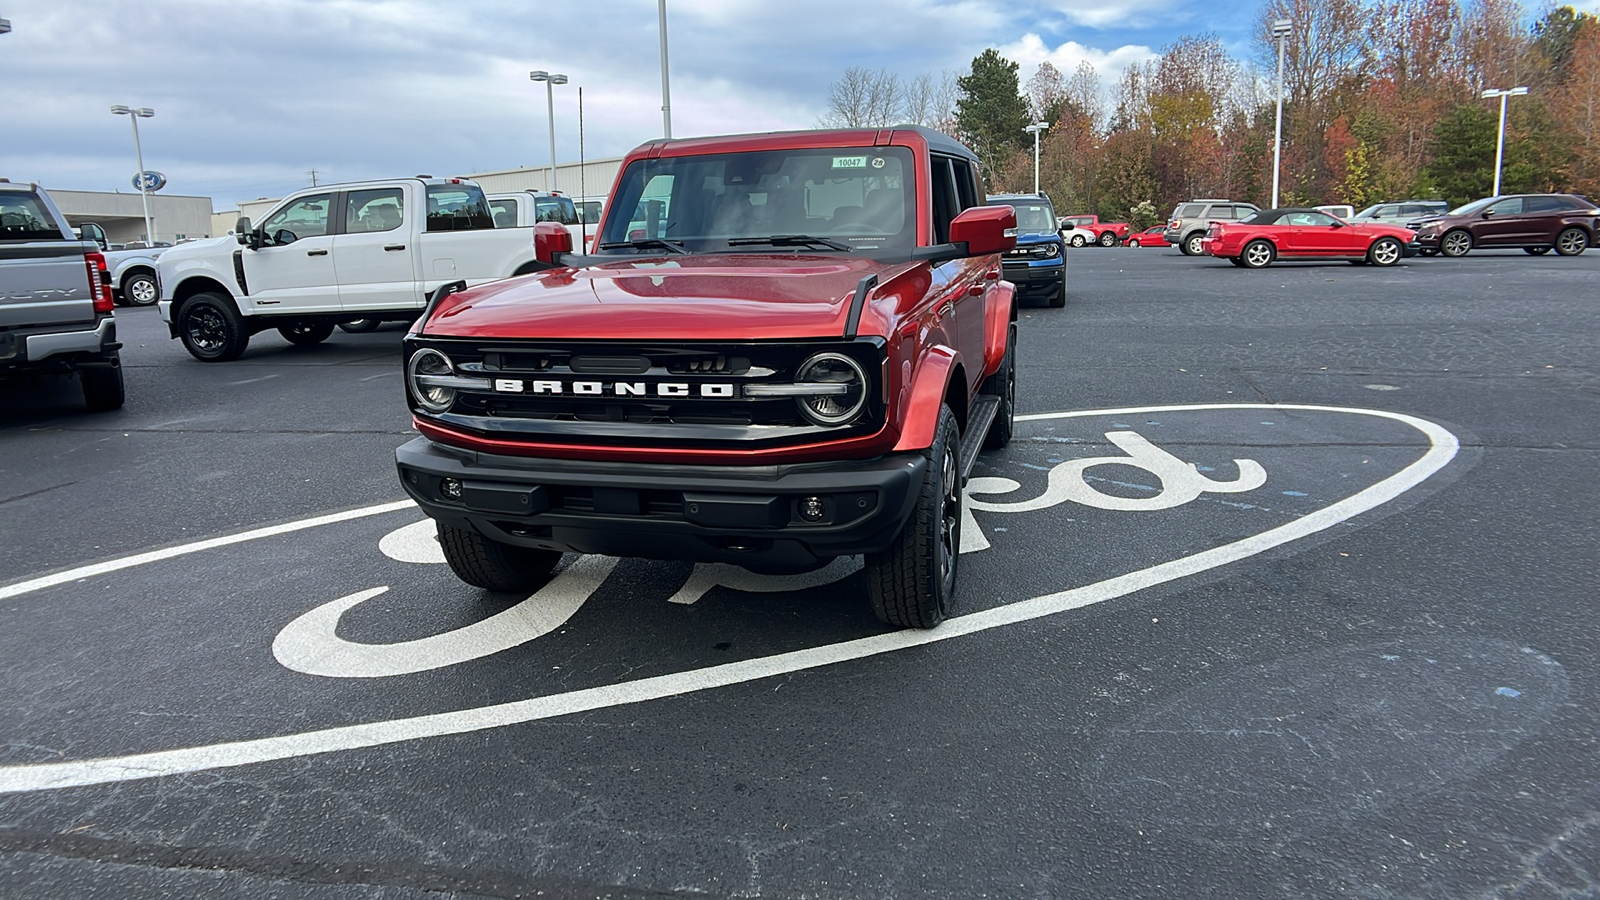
[
  {"left": 278, "top": 322, "right": 335, "bottom": 346},
  {"left": 1048, "top": 267, "right": 1067, "bottom": 308},
  {"left": 177, "top": 292, "right": 250, "bottom": 362},
  {"left": 1128, "top": 238, "right": 1141, "bottom": 248},
  {"left": 1184, "top": 233, "right": 1205, "bottom": 256},
  {"left": 123, "top": 272, "right": 159, "bottom": 307},
  {"left": 1241, "top": 239, "right": 1275, "bottom": 268},
  {"left": 1367, "top": 237, "right": 1403, "bottom": 267},
  {"left": 437, "top": 523, "right": 563, "bottom": 592},
  {"left": 1098, "top": 231, "right": 1117, "bottom": 247},
  {"left": 1524, "top": 246, "right": 1551, "bottom": 255},
  {"left": 1555, "top": 227, "right": 1588, "bottom": 256},
  {"left": 338, "top": 319, "right": 380, "bottom": 333},
  {"left": 981, "top": 324, "right": 1016, "bottom": 450},
  {"left": 1440, "top": 229, "right": 1473, "bottom": 257},
  {"left": 80, "top": 355, "right": 124, "bottom": 411},
  {"left": 1069, "top": 233, "right": 1087, "bottom": 248},
  {"left": 865, "top": 405, "right": 961, "bottom": 629}
]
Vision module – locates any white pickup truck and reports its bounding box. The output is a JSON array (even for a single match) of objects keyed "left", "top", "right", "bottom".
[
  {"left": 157, "top": 177, "right": 548, "bottom": 361},
  {"left": 486, "top": 190, "right": 594, "bottom": 248}
]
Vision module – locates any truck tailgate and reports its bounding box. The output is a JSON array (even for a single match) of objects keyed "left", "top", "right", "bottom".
[{"left": 0, "top": 244, "right": 95, "bottom": 328}]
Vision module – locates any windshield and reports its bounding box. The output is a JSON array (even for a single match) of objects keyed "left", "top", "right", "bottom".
[
  {"left": 1449, "top": 197, "right": 1495, "bottom": 216},
  {"left": 989, "top": 199, "right": 1058, "bottom": 234},
  {"left": 598, "top": 146, "right": 914, "bottom": 254}
]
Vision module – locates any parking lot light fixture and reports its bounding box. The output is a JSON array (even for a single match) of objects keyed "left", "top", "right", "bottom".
[
  {"left": 530, "top": 71, "right": 569, "bottom": 191},
  {"left": 1024, "top": 122, "right": 1047, "bottom": 195},
  {"left": 111, "top": 104, "right": 157, "bottom": 246},
  {"left": 0, "top": 15, "right": 12, "bottom": 34},
  {"left": 1271, "top": 18, "right": 1292, "bottom": 208},
  {"left": 1481, "top": 87, "right": 1529, "bottom": 197}
]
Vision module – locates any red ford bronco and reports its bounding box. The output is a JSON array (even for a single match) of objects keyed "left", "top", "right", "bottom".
[{"left": 394, "top": 126, "right": 1018, "bottom": 628}]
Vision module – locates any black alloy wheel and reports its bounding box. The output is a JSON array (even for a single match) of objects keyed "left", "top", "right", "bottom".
[
  {"left": 178, "top": 293, "right": 250, "bottom": 362},
  {"left": 865, "top": 404, "right": 962, "bottom": 629},
  {"left": 1555, "top": 227, "right": 1589, "bottom": 256},
  {"left": 981, "top": 323, "right": 1016, "bottom": 450}
]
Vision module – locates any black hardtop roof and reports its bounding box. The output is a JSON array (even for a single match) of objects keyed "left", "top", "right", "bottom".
[{"left": 648, "top": 125, "right": 980, "bottom": 164}]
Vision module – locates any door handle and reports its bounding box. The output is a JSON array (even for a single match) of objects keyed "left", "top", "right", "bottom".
[
  {"left": 385, "top": 244, "right": 406, "bottom": 251},
  {"left": 306, "top": 249, "right": 328, "bottom": 257}
]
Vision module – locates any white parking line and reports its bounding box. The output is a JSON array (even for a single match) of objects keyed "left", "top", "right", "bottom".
[{"left": 0, "top": 404, "right": 1458, "bottom": 793}]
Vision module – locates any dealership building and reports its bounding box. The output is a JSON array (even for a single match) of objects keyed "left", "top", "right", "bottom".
[{"left": 47, "top": 189, "right": 216, "bottom": 245}]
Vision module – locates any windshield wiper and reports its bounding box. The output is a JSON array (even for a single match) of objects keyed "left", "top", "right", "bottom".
[
  {"left": 726, "top": 234, "right": 854, "bottom": 252},
  {"left": 597, "top": 238, "right": 687, "bottom": 254}
]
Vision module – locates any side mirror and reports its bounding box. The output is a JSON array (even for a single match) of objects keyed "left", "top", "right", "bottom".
[
  {"left": 272, "top": 229, "right": 298, "bottom": 246},
  {"left": 950, "top": 206, "right": 1017, "bottom": 256},
  {"left": 235, "top": 217, "right": 251, "bottom": 245},
  {"left": 533, "top": 221, "right": 574, "bottom": 265},
  {"left": 76, "top": 223, "right": 108, "bottom": 250},
  {"left": 1481, "top": 210, "right": 1496, "bottom": 218}
]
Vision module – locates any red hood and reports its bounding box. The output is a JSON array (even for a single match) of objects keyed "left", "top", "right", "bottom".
[{"left": 425, "top": 254, "right": 914, "bottom": 341}]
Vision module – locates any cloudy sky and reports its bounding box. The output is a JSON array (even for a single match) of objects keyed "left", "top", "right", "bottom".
[{"left": 3, "top": 0, "right": 1574, "bottom": 210}]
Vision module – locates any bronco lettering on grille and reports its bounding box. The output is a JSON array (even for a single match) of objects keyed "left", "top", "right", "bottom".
[{"left": 492, "top": 379, "right": 738, "bottom": 398}]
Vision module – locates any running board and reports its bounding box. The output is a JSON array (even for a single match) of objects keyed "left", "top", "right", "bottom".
[{"left": 959, "top": 394, "right": 1000, "bottom": 480}]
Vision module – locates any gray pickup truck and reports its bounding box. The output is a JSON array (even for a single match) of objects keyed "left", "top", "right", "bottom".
[{"left": 0, "top": 180, "right": 124, "bottom": 410}]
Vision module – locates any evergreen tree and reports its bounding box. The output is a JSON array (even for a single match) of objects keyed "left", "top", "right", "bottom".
[
  {"left": 956, "top": 50, "right": 1031, "bottom": 182},
  {"left": 1427, "top": 103, "right": 1497, "bottom": 204}
]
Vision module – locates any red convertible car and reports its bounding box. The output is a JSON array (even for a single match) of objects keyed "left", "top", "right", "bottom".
[
  {"left": 1126, "top": 226, "right": 1170, "bottom": 248},
  {"left": 1201, "top": 208, "right": 1419, "bottom": 268}
]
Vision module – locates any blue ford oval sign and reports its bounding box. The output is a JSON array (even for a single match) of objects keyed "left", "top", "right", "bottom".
[{"left": 132, "top": 171, "right": 166, "bottom": 192}]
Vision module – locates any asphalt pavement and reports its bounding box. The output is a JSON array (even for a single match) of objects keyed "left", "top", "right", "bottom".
[{"left": 2, "top": 248, "right": 1597, "bottom": 899}]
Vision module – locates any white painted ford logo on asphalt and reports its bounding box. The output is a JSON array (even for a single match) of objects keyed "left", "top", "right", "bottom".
[{"left": 0, "top": 404, "right": 1460, "bottom": 793}]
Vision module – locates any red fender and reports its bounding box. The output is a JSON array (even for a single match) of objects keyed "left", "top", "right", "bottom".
[
  {"left": 983, "top": 279, "right": 1015, "bottom": 378},
  {"left": 892, "top": 344, "right": 959, "bottom": 452}
]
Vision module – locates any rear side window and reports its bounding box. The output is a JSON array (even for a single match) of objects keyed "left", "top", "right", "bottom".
[
  {"left": 1211, "top": 206, "right": 1236, "bottom": 219},
  {"left": 535, "top": 196, "right": 579, "bottom": 225},
  {"left": 345, "top": 188, "right": 404, "bottom": 234},
  {"left": 488, "top": 198, "right": 518, "bottom": 228},
  {"left": 1179, "top": 204, "right": 1204, "bottom": 218},
  {"left": 0, "top": 192, "right": 66, "bottom": 241},
  {"left": 578, "top": 201, "right": 603, "bottom": 224},
  {"left": 425, "top": 185, "right": 494, "bottom": 231},
  {"left": 1525, "top": 196, "right": 1569, "bottom": 213}
]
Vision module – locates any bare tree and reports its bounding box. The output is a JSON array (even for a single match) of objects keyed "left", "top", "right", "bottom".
[
  {"left": 1066, "top": 61, "right": 1104, "bottom": 131},
  {"left": 820, "top": 67, "right": 904, "bottom": 127},
  {"left": 1026, "top": 61, "right": 1068, "bottom": 122}
]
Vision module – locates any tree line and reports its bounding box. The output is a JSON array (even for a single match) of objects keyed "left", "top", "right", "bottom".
[{"left": 820, "top": 1, "right": 1600, "bottom": 225}]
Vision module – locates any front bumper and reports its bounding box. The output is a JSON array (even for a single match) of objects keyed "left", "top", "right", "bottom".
[
  {"left": 1, "top": 316, "right": 119, "bottom": 373},
  {"left": 1000, "top": 261, "right": 1064, "bottom": 299},
  {"left": 396, "top": 437, "right": 927, "bottom": 569}
]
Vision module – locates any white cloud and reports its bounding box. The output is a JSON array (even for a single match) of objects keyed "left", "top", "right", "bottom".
[
  {"left": 996, "top": 32, "right": 1159, "bottom": 95},
  {"left": 1032, "top": 0, "right": 1181, "bottom": 28}
]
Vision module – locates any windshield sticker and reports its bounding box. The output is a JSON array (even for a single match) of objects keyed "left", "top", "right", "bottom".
[{"left": 831, "top": 156, "right": 867, "bottom": 169}]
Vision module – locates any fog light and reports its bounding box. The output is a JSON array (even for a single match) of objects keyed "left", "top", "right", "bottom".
[
  {"left": 798, "top": 495, "right": 826, "bottom": 522},
  {"left": 440, "top": 478, "right": 463, "bottom": 500}
]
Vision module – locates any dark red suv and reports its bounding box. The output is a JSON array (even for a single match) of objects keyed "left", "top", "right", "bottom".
[{"left": 1412, "top": 193, "right": 1599, "bottom": 257}]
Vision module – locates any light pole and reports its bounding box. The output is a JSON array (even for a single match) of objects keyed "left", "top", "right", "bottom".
[
  {"left": 1271, "top": 18, "right": 1292, "bottom": 208},
  {"left": 1024, "top": 121, "right": 1047, "bottom": 195},
  {"left": 1481, "top": 87, "right": 1528, "bottom": 197},
  {"left": 658, "top": 0, "right": 672, "bottom": 138},
  {"left": 110, "top": 105, "right": 157, "bottom": 245},
  {"left": 529, "top": 71, "right": 568, "bottom": 191}
]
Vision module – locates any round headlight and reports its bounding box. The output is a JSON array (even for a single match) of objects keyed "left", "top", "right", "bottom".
[
  {"left": 794, "top": 352, "right": 867, "bottom": 426},
  {"left": 407, "top": 348, "right": 456, "bottom": 413}
]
